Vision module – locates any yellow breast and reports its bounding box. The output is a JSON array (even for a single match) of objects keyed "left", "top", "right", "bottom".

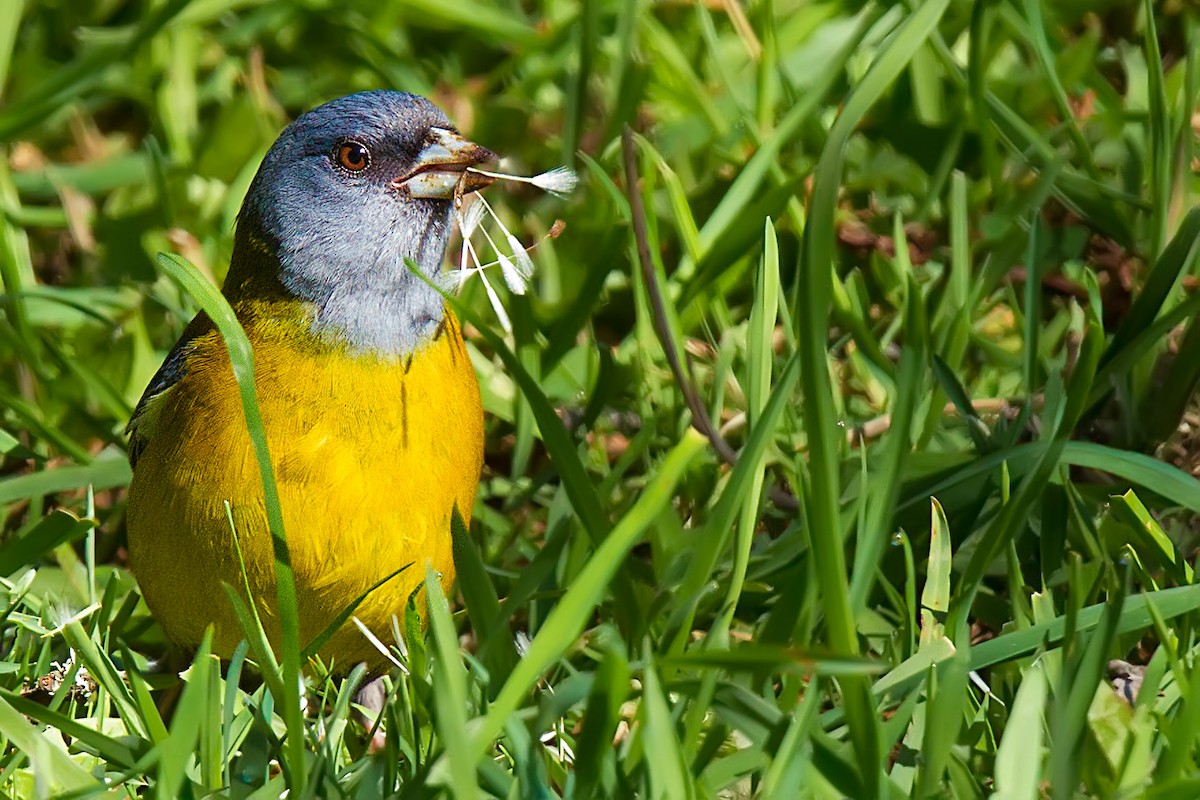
[{"left": 126, "top": 310, "right": 483, "bottom": 671}]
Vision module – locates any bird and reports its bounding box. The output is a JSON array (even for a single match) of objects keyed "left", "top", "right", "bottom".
[{"left": 125, "top": 91, "right": 494, "bottom": 672}]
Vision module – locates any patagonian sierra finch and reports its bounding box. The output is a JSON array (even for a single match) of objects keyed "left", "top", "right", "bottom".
[{"left": 126, "top": 91, "right": 493, "bottom": 671}]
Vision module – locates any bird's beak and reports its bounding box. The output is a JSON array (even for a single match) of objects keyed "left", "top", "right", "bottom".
[{"left": 393, "top": 128, "right": 498, "bottom": 199}]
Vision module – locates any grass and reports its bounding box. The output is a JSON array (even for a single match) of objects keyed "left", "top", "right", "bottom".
[{"left": 2, "top": 0, "right": 1200, "bottom": 797}]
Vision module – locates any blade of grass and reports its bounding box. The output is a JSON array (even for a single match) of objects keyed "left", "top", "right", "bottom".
[
  {"left": 1049, "top": 574, "right": 1125, "bottom": 798},
  {"left": 828, "top": 582, "right": 1200, "bottom": 734},
  {"left": 667, "top": 351, "right": 800, "bottom": 649},
  {"left": 0, "top": 0, "right": 23, "bottom": 101},
  {"left": 220, "top": 583, "right": 284, "bottom": 709},
  {"left": 0, "top": 689, "right": 146, "bottom": 769},
  {"left": 1100, "top": 207, "right": 1200, "bottom": 371},
  {"left": 1146, "top": 310, "right": 1200, "bottom": 444},
  {"left": 759, "top": 677, "right": 824, "bottom": 797},
  {"left": 157, "top": 252, "right": 305, "bottom": 794},
  {"left": 0, "top": 693, "right": 95, "bottom": 793},
  {"left": 797, "top": 0, "right": 950, "bottom": 785},
  {"left": 392, "top": 0, "right": 536, "bottom": 45},
  {"left": 425, "top": 566, "right": 480, "bottom": 800},
  {"left": 449, "top": 304, "right": 639, "bottom": 639},
  {"left": 300, "top": 563, "right": 412, "bottom": 662},
  {"left": 1019, "top": 0, "right": 1101, "bottom": 181},
  {"left": 677, "top": 9, "right": 875, "bottom": 289},
  {"left": 640, "top": 659, "right": 694, "bottom": 799},
  {"left": 61, "top": 620, "right": 147, "bottom": 740},
  {"left": 221, "top": 640, "right": 249, "bottom": 790},
  {"left": 1089, "top": 291, "right": 1200, "bottom": 411},
  {"left": 122, "top": 648, "right": 169, "bottom": 746},
  {"left": 951, "top": 314, "right": 1104, "bottom": 635},
  {"left": 573, "top": 633, "right": 630, "bottom": 797},
  {"left": 450, "top": 506, "right": 519, "bottom": 694},
  {"left": 462, "top": 429, "right": 707, "bottom": 767},
  {"left": 1158, "top": 645, "right": 1200, "bottom": 780},
  {"left": 848, "top": 272, "right": 926, "bottom": 611},
  {"left": 711, "top": 219, "right": 779, "bottom": 642},
  {"left": 561, "top": 0, "right": 597, "bottom": 166},
  {"left": 920, "top": 498, "right": 952, "bottom": 648},
  {"left": 1105, "top": 490, "right": 1193, "bottom": 585},
  {"left": 157, "top": 629, "right": 215, "bottom": 798},
  {"left": 917, "top": 639, "right": 970, "bottom": 796},
  {"left": 993, "top": 661, "right": 1048, "bottom": 800},
  {"left": 970, "top": 583, "right": 1200, "bottom": 671},
  {"left": 1142, "top": 0, "right": 1170, "bottom": 260},
  {"left": 0, "top": 509, "right": 94, "bottom": 577},
  {"left": 1022, "top": 213, "right": 1043, "bottom": 392}
]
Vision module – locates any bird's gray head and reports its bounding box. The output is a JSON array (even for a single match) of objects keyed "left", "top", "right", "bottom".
[{"left": 228, "top": 90, "right": 495, "bottom": 356}]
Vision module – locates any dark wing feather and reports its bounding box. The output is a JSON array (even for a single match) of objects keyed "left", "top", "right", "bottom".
[{"left": 126, "top": 312, "right": 214, "bottom": 469}]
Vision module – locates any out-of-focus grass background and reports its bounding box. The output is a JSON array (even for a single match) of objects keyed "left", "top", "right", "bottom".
[{"left": 2, "top": 0, "right": 1200, "bottom": 796}]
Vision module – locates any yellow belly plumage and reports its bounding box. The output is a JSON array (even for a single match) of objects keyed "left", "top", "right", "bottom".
[{"left": 126, "top": 310, "right": 483, "bottom": 672}]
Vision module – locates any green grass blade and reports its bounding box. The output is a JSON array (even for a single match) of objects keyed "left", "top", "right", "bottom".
[
  {"left": 1158, "top": 650, "right": 1200, "bottom": 781},
  {"left": 712, "top": 219, "right": 779, "bottom": 640},
  {"left": 917, "top": 641, "right": 970, "bottom": 796},
  {"left": 0, "top": 689, "right": 146, "bottom": 769},
  {"left": 450, "top": 505, "right": 519, "bottom": 694},
  {"left": 0, "top": 509, "right": 94, "bottom": 576},
  {"left": 300, "top": 563, "right": 412, "bottom": 663},
  {"left": 156, "top": 251, "right": 306, "bottom": 792},
  {"left": 970, "top": 583, "right": 1200, "bottom": 671},
  {"left": 1019, "top": 0, "right": 1100, "bottom": 181},
  {"left": 1141, "top": 0, "right": 1170, "bottom": 259},
  {"left": 670, "top": 352, "right": 801, "bottom": 647},
  {"left": 425, "top": 566, "right": 480, "bottom": 800},
  {"left": 920, "top": 498, "right": 952, "bottom": 648},
  {"left": 157, "top": 628, "right": 214, "bottom": 798},
  {"left": 640, "top": 659, "right": 693, "bottom": 799},
  {"left": 797, "top": 0, "right": 950, "bottom": 784},
  {"left": 468, "top": 429, "right": 707, "bottom": 764},
  {"left": 573, "top": 633, "right": 630, "bottom": 796},
  {"left": 1062, "top": 442, "right": 1200, "bottom": 512},
  {"left": 1146, "top": 310, "right": 1200, "bottom": 444},
  {"left": 848, "top": 273, "right": 926, "bottom": 611},
  {"left": 1049, "top": 576, "right": 1124, "bottom": 798},
  {"left": 444, "top": 291, "right": 640, "bottom": 637},
  {"left": 993, "top": 661, "right": 1048, "bottom": 800},
  {"left": 0, "top": 0, "right": 23, "bottom": 101},
  {"left": 0, "top": 693, "right": 96, "bottom": 793},
  {"left": 220, "top": 583, "right": 284, "bottom": 703},
  {"left": 1022, "top": 212, "right": 1043, "bottom": 392},
  {"left": 394, "top": 0, "right": 535, "bottom": 45},
  {"left": 1100, "top": 207, "right": 1200, "bottom": 371}
]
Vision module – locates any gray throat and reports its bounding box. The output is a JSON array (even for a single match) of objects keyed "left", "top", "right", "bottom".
[
  {"left": 311, "top": 265, "right": 445, "bottom": 357},
  {"left": 280, "top": 206, "right": 452, "bottom": 358}
]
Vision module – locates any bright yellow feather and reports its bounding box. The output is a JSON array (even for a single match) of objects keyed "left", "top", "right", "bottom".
[{"left": 126, "top": 308, "right": 483, "bottom": 672}]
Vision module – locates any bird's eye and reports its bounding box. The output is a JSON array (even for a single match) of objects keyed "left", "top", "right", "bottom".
[{"left": 335, "top": 141, "right": 371, "bottom": 173}]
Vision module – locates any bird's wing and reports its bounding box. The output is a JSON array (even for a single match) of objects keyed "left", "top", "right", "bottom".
[{"left": 126, "top": 312, "right": 214, "bottom": 469}]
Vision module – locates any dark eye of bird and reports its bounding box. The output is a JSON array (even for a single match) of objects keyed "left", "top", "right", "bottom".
[{"left": 335, "top": 141, "right": 370, "bottom": 173}]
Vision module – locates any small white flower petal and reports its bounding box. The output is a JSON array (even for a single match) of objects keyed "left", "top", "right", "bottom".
[
  {"left": 478, "top": 270, "right": 512, "bottom": 333},
  {"left": 531, "top": 167, "right": 578, "bottom": 197},
  {"left": 389, "top": 615, "right": 410, "bottom": 661},
  {"left": 463, "top": 234, "right": 486, "bottom": 271},
  {"left": 506, "top": 234, "right": 535, "bottom": 279},
  {"left": 477, "top": 194, "right": 518, "bottom": 247},
  {"left": 436, "top": 269, "right": 467, "bottom": 293},
  {"left": 352, "top": 617, "right": 403, "bottom": 670},
  {"left": 498, "top": 253, "right": 526, "bottom": 295},
  {"left": 458, "top": 201, "right": 485, "bottom": 238}
]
